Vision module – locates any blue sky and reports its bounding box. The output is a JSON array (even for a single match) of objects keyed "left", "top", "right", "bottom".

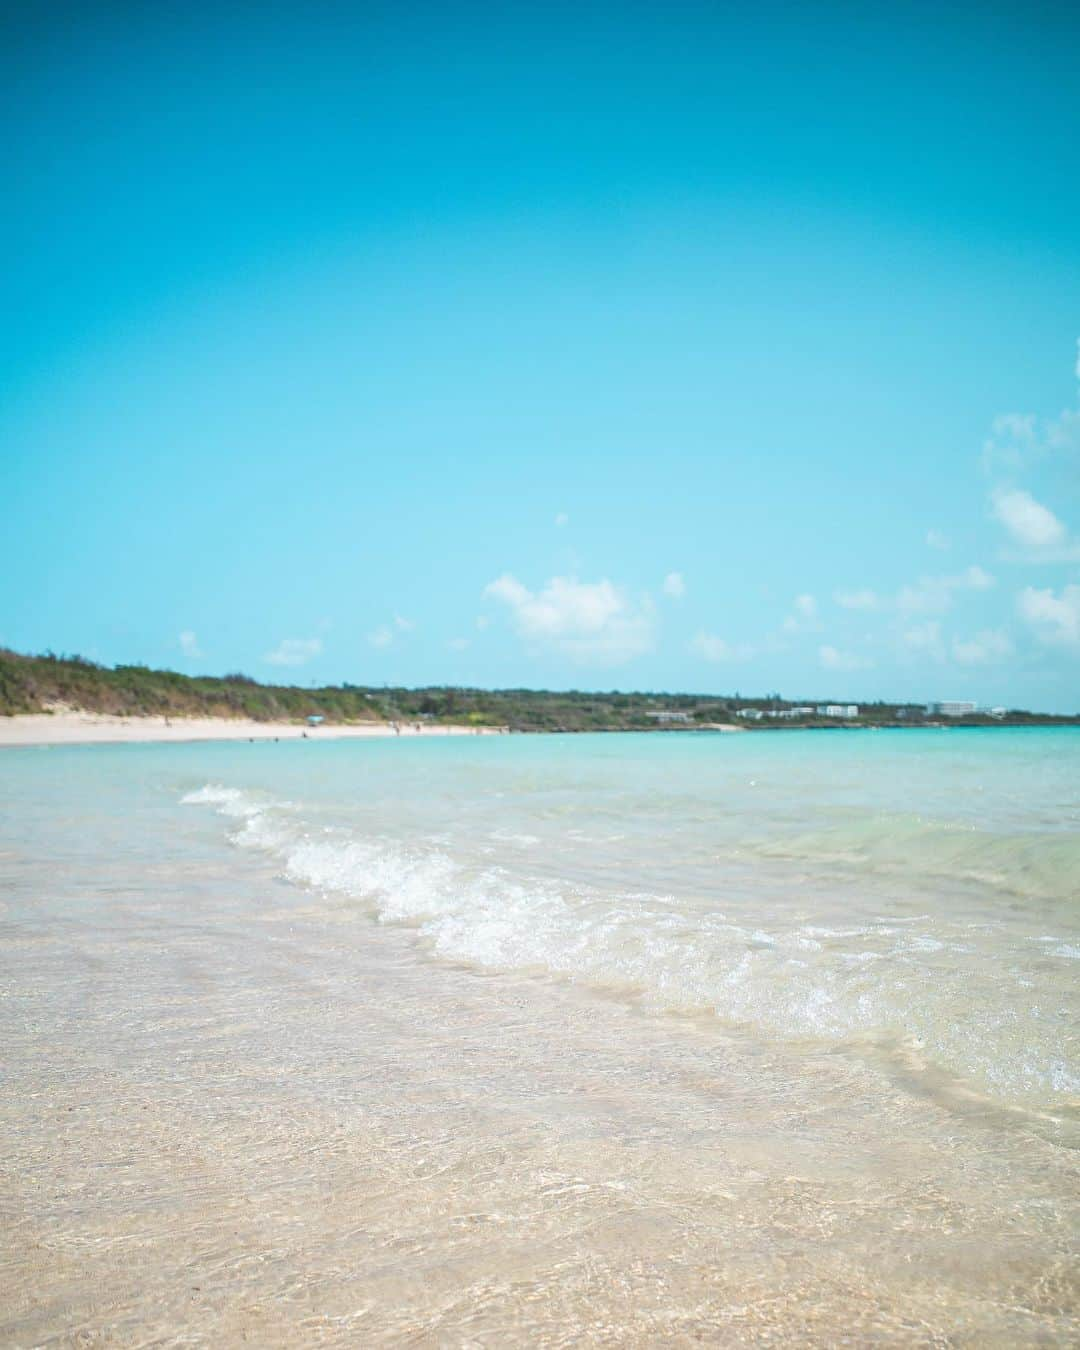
[{"left": 3, "top": 2, "right": 1079, "bottom": 710}]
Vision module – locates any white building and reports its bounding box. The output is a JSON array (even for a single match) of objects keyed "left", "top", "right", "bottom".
[
  {"left": 817, "top": 704, "right": 859, "bottom": 718},
  {"left": 736, "top": 708, "right": 764, "bottom": 720},
  {"left": 926, "top": 701, "right": 977, "bottom": 717}
]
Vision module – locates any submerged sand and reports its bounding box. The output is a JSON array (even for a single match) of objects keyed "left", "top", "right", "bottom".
[
  {"left": 0, "top": 710, "right": 505, "bottom": 746},
  {"left": 2, "top": 786, "right": 1077, "bottom": 1345},
  {"left": 2, "top": 735, "right": 1078, "bottom": 1345}
]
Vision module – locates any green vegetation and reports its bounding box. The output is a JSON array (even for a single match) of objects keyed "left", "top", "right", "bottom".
[
  {"left": 0, "top": 650, "right": 385, "bottom": 724},
  {"left": 1, "top": 649, "right": 1076, "bottom": 731}
]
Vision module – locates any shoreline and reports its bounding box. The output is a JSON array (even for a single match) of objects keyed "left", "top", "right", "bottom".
[
  {"left": 2, "top": 713, "right": 1074, "bottom": 747},
  {"left": 0, "top": 711, "right": 507, "bottom": 747}
]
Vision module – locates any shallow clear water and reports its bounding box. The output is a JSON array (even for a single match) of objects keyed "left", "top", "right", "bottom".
[
  {"left": 178, "top": 727, "right": 1080, "bottom": 1111},
  {"left": 1, "top": 730, "right": 1078, "bottom": 1343}
]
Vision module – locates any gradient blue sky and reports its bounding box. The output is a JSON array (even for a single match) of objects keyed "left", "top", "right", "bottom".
[{"left": 3, "top": 2, "right": 1079, "bottom": 708}]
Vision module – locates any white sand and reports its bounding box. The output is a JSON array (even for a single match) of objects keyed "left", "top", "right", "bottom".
[{"left": 0, "top": 711, "right": 507, "bottom": 747}]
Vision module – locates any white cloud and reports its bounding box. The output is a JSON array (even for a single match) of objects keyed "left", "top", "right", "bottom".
[
  {"left": 264, "top": 637, "right": 322, "bottom": 667},
  {"left": 990, "top": 488, "right": 1080, "bottom": 560},
  {"left": 367, "top": 616, "right": 415, "bottom": 648},
  {"left": 964, "top": 565, "right": 994, "bottom": 590},
  {"left": 925, "top": 529, "right": 950, "bottom": 551},
  {"left": 178, "top": 630, "right": 203, "bottom": 659},
  {"left": 951, "top": 629, "right": 1014, "bottom": 665},
  {"left": 982, "top": 412, "right": 1037, "bottom": 471},
  {"left": 991, "top": 488, "right": 1067, "bottom": 551},
  {"left": 475, "top": 615, "right": 490, "bottom": 631},
  {"left": 981, "top": 342, "right": 1080, "bottom": 471},
  {"left": 1047, "top": 407, "right": 1080, "bottom": 454},
  {"left": 1018, "top": 584, "right": 1080, "bottom": 648},
  {"left": 483, "top": 573, "right": 654, "bottom": 664},
  {"left": 782, "top": 593, "right": 820, "bottom": 632},
  {"left": 662, "top": 571, "right": 686, "bottom": 599},
  {"left": 984, "top": 408, "right": 1080, "bottom": 470},
  {"left": 691, "top": 631, "right": 753, "bottom": 663},
  {"left": 897, "top": 566, "right": 994, "bottom": 614},
  {"left": 1046, "top": 339, "right": 1080, "bottom": 454},
  {"left": 818, "top": 644, "right": 873, "bottom": 672},
  {"left": 835, "top": 588, "right": 880, "bottom": 611},
  {"left": 554, "top": 512, "right": 569, "bottom": 528},
  {"left": 899, "top": 621, "right": 946, "bottom": 661},
  {"left": 447, "top": 637, "right": 470, "bottom": 651},
  {"left": 832, "top": 569, "right": 991, "bottom": 618}
]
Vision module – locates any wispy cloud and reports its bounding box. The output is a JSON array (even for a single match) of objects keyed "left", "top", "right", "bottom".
[
  {"left": 782, "top": 593, "right": 820, "bottom": 632},
  {"left": 981, "top": 340, "right": 1080, "bottom": 473},
  {"left": 447, "top": 637, "right": 470, "bottom": 651},
  {"left": 834, "top": 588, "right": 880, "bottom": 611},
  {"left": 982, "top": 413, "right": 1038, "bottom": 472},
  {"left": 951, "top": 628, "right": 1013, "bottom": 666},
  {"left": 896, "top": 566, "right": 994, "bottom": 615},
  {"left": 367, "top": 615, "right": 416, "bottom": 649},
  {"left": 484, "top": 573, "right": 654, "bottom": 664},
  {"left": 554, "top": 512, "right": 569, "bottom": 528},
  {"left": 819, "top": 644, "right": 873, "bottom": 672},
  {"left": 982, "top": 346, "right": 1080, "bottom": 561},
  {"left": 899, "top": 620, "right": 946, "bottom": 662},
  {"left": 178, "top": 629, "right": 203, "bottom": 659},
  {"left": 1018, "top": 584, "right": 1080, "bottom": 648},
  {"left": 925, "top": 529, "right": 951, "bottom": 551},
  {"left": 662, "top": 571, "right": 685, "bottom": 599},
  {"left": 691, "top": 631, "right": 753, "bottom": 663},
  {"left": 832, "top": 568, "right": 992, "bottom": 619},
  {"left": 264, "top": 637, "right": 322, "bottom": 666}
]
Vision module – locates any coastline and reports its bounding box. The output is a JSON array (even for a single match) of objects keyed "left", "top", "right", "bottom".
[
  {"left": 4, "top": 712, "right": 1075, "bottom": 747},
  {"left": 0, "top": 711, "right": 507, "bottom": 747}
]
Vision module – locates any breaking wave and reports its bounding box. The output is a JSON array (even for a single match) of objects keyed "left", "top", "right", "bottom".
[{"left": 183, "top": 783, "right": 1080, "bottom": 1111}]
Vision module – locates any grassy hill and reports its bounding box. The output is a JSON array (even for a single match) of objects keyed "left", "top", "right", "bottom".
[{"left": 1, "top": 648, "right": 1074, "bottom": 732}]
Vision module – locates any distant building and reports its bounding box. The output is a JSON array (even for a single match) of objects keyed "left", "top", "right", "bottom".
[
  {"left": 926, "top": 701, "right": 977, "bottom": 717},
  {"left": 736, "top": 708, "right": 764, "bottom": 720},
  {"left": 645, "top": 710, "right": 692, "bottom": 723},
  {"left": 791, "top": 706, "right": 815, "bottom": 716},
  {"left": 817, "top": 704, "right": 859, "bottom": 718}
]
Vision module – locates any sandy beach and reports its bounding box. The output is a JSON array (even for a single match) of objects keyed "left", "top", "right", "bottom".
[{"left": 0, "top": 711, "right": 506, "bottom": 747}]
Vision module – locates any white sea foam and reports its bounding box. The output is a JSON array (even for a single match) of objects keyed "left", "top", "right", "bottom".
[
  {"left": 182, "top": 780, "right": 1080, "bottom": 1109},
  {"left": 180, "top": 784, "right": 268, "bottom": 818}
]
